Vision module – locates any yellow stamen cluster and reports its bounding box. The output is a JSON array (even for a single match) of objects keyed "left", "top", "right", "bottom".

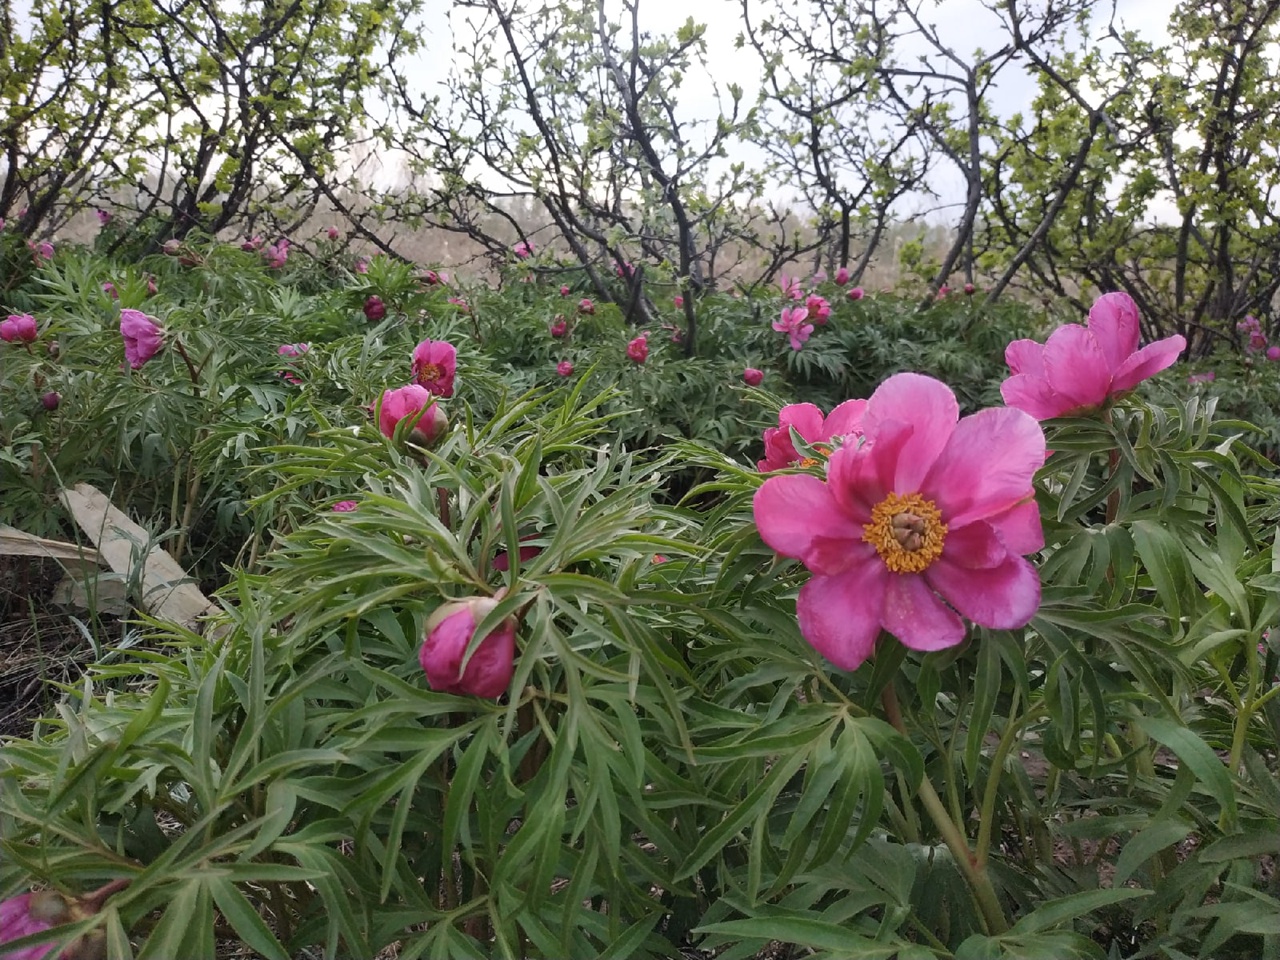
[
  {"left": 862, "top": 492, "right": 947, "bottom": 574},
  {"left": 417, "top": 363, "right": 443, "bottom": 385},
  {"left": 793, "top": 444, "right": 832, "bottom": 469}
]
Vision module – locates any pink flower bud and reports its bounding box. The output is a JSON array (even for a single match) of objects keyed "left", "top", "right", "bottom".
[
  {"left": 420, "top": 598, "right": 517, "bottom": 698},
  {"left": 964, "top": 282, "right": 976, "bottom": 295},
  {"left": 847, "top": 286, "right": 864, "bottom": 301},
  {"left": 377, "top": 384, "right": 448, "bottom": 447},
  {"left": 556, "top": 360, "right": 574, "bottom": 377},
  {"left": 119, "top": 309, "right": 164, "bottom": 369},
  {"left": 355, "top": 257, "right": 369, "bottom": 274},
  {"left": 327, "top": 226, "right": 340, "bottom": 240},
  {"left": 673, "top": 295, "right": 684, "bottom": 308},
  {"left": 1, "top": 313, "right": 38, "bottom": 343},
  {"left": 834, "top": 267, "right": 850, "bottom": 286},
  {"left": 102, "top": 281, "right": 118, "bottom": 300},
  {"left": 560, "top": 284, "right": 570, "bottom": 296},
  {"left": 626, "top": 334, "right": 649, "bottom": 364},
  {"left": 742, "top": 367, "right": 764, "bottom": 386},
  {"left": 514, "top": 240, "right": 533, "bottom": 258},
  {"left": 162, "top": 239, "right": 181, "bottom": 256},
  {"left": 1268, "top": 346, "right": 1280, "bottom": 361},
  {"left": 549, "top": 317, "right": 568, "bottom": 338},
  {"left": 578, "top": 298, "right": 595, "bottom": 315},
  {"left": 363, "top": 295, "right": 386, "bottom": 322},
  {"left": 332, "top": 500, "right": 358, "bottom": 512},
  {"left": 41, "top": 391, "right": 60, "bottom": 411},
  {"left": 146, "top": 276, "right": 158, "bottom": 296},
  {"left": 96, "top": 209, "right": 112, "bottom": 226}
]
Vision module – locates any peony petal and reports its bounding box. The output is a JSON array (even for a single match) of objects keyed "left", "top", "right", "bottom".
[
  {"left": 1004, "top": 339, "right": 1046, "bottom": 377},
  {"left": 823, "top": 398, "right": 869, "bottom": 442},
  {"left": 1042, "top": 325, "right": 1112, "bottom": 411},
  {"left": 985, "top": 499, "right": 1044, "bottom": 554},
  {"left": 778, "top": 403, "right": 827, "bottom": 439},
  {"left": 863, "top": 373, "right": 958, "bottom": 490},
  {"left": 826, "top": 422, "right": 909, "bottom": 520},
  {"left": 925, "top": 554, "right": 1041, "bottom": 629},
  {"left": 925, "top": 407, "right": 1045, "bottom": 528},
  {"left": 754, "top": 474, "right": 864, "bottom": 575},
  {"left": 1086, "top": 292, "right": 1141, "bottom": 372},
  {"left": 796, "top": 563, "right": 888, "bottom": 670},
  {"left": 881, "top": 574, "right": 966, "bottom": 651},
  {"left": 1110, "top": 334, "right": 1187, "bottom": 393},
  {"left": 940, "top": 521, "right": 1008, "bottom": 569},
  {"left": 1000, "top": 373, "right": 1073, "bottom": 421}
]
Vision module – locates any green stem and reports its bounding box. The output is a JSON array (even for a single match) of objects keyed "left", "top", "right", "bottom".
[{"left": 882, "top": 682, "right": 1010, "bottom": 935}]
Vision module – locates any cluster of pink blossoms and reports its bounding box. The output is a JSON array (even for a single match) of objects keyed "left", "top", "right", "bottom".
[{"left": 754, "top": 291, "right": 1186, "bottom": 671}]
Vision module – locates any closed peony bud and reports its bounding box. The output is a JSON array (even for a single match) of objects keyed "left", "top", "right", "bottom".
[
  {"left": 41, "top": 391, "right": 60, "bottom": 411},
  {"left": 377, "top": 385, "right": 448, "bottom": 447},
  {"left": 1, "top": 313, "right": 37, "bottom": 343},
  {"left": 549, "top": 317, "right": 568, "bottom": 338},
  {"left": 363, "top": 295, "right": 386, "bottom": 322},
  {"left": 556, "top": 360, "right": 574, "bottom": 377},
  {"left": 578, "top": 298, "right": 595, "bottom": 315},
  {"left": 119, "top": 309, "right": 163, "bottom": 369},
  {"left": 742, "top": 367, "right": 764, "bottom": 387},
  {"left": 420, "top": 598, "right": 517, "bottom": 698},
  {"left": 626, "top": 334, "right": 649, "bottom": 364}
]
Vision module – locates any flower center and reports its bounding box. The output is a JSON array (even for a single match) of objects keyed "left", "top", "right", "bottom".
[
  {"left": 862, "top": 492, "right": 947, "bottom": 574},
  {"left": 793, "top": 444, "right": 832, "bottom": 468},
  {"left": 417, "top": 362, "right": 443, "bottom": 385}
]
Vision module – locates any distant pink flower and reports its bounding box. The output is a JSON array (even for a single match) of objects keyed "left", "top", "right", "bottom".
[
  {"left": 332, "top": 500, "right": 358, "bottom": 512},
  {"left": 514, "top": 240, "right": 533, "bottom": 258},
  {"left": 412, "top": 339, "right": 458, "bottom": 397},
  {"left": 753, "top": 373, "right": 1045, "bottom": 670},
  {"left": 377, "top": 384, "right": 448, "bottom": 446},
  {"left": 560, "top": 284, "right": 571, "bottom": 296},
  {"left": 758, "top": 399, "right": 867, "bottom": 472},
  {"left": 277, "top": 343, "right": 310, "bottom": 385},
  {"left": 1, "top": 314, "right": 38, "bottom": 343},
  {"left": 96, "top": 209, "right": 112, "bottom": 226},
  {"left": 1248, "top": 331, "right": 1268, "bottom": 353},
  {"left": 847, "top": 286, "right": 864, "bottom": 301},
  {"left": 31, "top": 240, "right": 54, "bottom": 262},
  {"left": 421, "top": 270, "right": 441, "bottom": 286},
  {"left": 1187, "top": 371, "right": 1216, "bottom": 384},
  {"left": 674, "top": 295, "right": 684, "bottom": 308},
  {"left": 420, "top": 597, "right": 517, "bottom": 699},
  {"left": 263, "top": 238, "right": 290, "bottom": 269},
  {"left": 120, "top": 309, "right": 164, "bottom": 368},
  {"left": 615, "top": 261, "right": 635, "bottom": 279},
  {"left": 550, "top": 317, "right": 568, "bottom": 338},
  {"left": 743, "top": 367, "right": 764, "bottom": 387},
  {"left": 102, "top": 281, "right": 118, "bottom": 300},
  {"left": 355, "top": 257, "right": 369, "bottom": 274},
  {"left": 1001, "top": 292, "right": 1187, "bottom": 420},
  {"left": 652, "top": 554, "right": 668, "bottom": 564},
  {"left": 0, "top": 890, "right": 70, "bottom": 960},
  {"left": 146, "top": 276, "right": 158, "bottom": 296},
  {"left": 448, "top": 296, "right": 470, "bottom": 313},
  {"left": 578, "top": 298, "right": 595, "bottom": 315},
  {"left": 936, "top": 284, "right": 951, "bottom": 299},
  {"left": 556, "top": 360, "right": 574, "bottom": 377},
  {"left": 805, "top": 294, "right": 831, "bottom": 325},
  {"left": 493, "top": 536, "right": 542, "bottom": 572},
  {"left": 777, "top": 273, "right": 803, "bottom": 300},
  {"left": 240, "top": 236, "right": 264, "bottom": 252},
  {"left": 1268, "top": 346, "right": 1280, "bottom": 361},
  {"left": 1237, "top": 315, "right": 1261, "bottom": 333},
  {"left": 964, "top": 282, "right": 976, "bottom": 295},
  {"left": 626, "top": 334, "right": 649, "bottom": 364},
  {"left": 363, "top": 295, "right": 386, "bottom": 322},
  {"left": 327, "top": 226, "right": 340, "bottom": 240},
  {"left": 834, "top": 267, "right": 851, "bottom": 286},
  {"left": 773, "top": 305, "right": 814, "bottom": 350},
  {"left": 41, "top": 391, "right": 60, "bottom": 411}
]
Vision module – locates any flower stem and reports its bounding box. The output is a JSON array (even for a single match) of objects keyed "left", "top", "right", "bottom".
[
  {"left": 81, "top": 877, "right": 131, "bottom": 910},
  {"left": 881, "top": 681, "right": 1010, "bottom": 935}
]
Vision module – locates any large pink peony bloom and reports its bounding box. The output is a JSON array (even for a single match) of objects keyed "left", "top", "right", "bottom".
[
  {"left": 377, "top": 384, "right": 448, "bottom": 447},
  {"left": 1001, "top": 292, "right": 1186, "bottom": 420},
  {"left": 773, "top": 305, "right": 814, "bottom": 350},
  {"left": 753, "top": 373, "right": 1045, "bottom": 671},
  {"left": 758, "top": 400, "right": 867, "bottom": 473},
  {"left": 411, "top": 339, "right": 457, "bottom": 397},
  {"left": 119, "top": 309, "right": 164, "bottom": 369},
  {"left": 420, "top": 597, "right": 517, "bottom": 698}
]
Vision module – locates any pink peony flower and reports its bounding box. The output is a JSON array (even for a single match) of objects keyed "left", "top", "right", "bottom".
[
  {"left": 377, "top": 384, "right": 448, "bottom": 447},
  {"left": 96, "top": 209, "right": 112, "bottom": 226},
  {"left": 332, "top": 500, "right": 358, "bottom": 512},
  {"left": 421, "top": 270, "right": 441, "bottom": 286},
  {"left": 626, "top": 334, "right": 649, "bottom": 364},
  {"left": 758, "top": 400, "right": 867, "bottom": 472},
  {"left": 1, "top": 314, "right": 38, "bottom": 343},
  {"left": 102, "top": 281, "right": 118, "bottom": 300},
  {"left": 1237, "top": 315, "right": 1261, "bottom": 333},
  {"left": 119, "top": 309, "right": 163, "bottom": 369},
  {"left": 420, "top": 597, "right": 517, "bottom": 698},
  {"left": 1187, "top": 371, "right": 1216, "bottom": 384},
  {"left": 615, "top": 261, "right": 635, "bottom": 279},
  {"left": 556, "top": 360, "right": 574, "bottom": 377},
  {"left": 514, "top": 240, "right": 533, "bottom": 258},
  {"left": 363, "top": 295, "right": 386, "bottom": 322},
  {"left": 777, "top": 274, "right": 803, "bottom": 300},
  {"left": 578, "top": 298, "right": 595, "bottom": 315},
  {"left": 1249, "top": 331, "right": 1268, "bottom": 353},
  {"left": 743, "top": 367, "right": 764, "bottom": 387},
  {"left": 277, "top": 343, "right": 310, "bottom": 385},
  {"left": 1269, "top": 347, "right": 1280, "bottom": 362},
  {"left": 447, "top": 296, "right": 470, "bottom": 313},
  {"left": 674, "top": 295, "right": 684, "bottom": 308},
  {"left": 754, "top": 373, "right": 1045, "bottom": 670},
  {"left": 240, "top": 236, "right": 263, "bottom": 252},
  {"left": 773, "top": 305, "right": 814, "bottom": 350},
  {"left": 964, "top": 282, "right": 976, "bottom": 295},
  {"left": 327, "top": 226, "right": 340, "bottom": 240},
  {"left": 834, "top": 267, "right": 851, "bottom": 286},
  {"left": 1001, "top": 292, "right": 1187, "bottom": 420},
  {"left": 31, "top": 241, "right": 54, "bottom": 262},
  {"left": 936, "top": 284, "right": 950, "bottom": 299},
  {"left": 412, "top": 339, "right": 458, "bottom": 397},
  {"left": 262, "top": 238, "right": 289, "bottom": 269},
  {"left": 1, "top": 890, "right": 68, "bottom": 960},
  {"left": 805, "top": 294, "right": 831, "bottom": 325},
  {"left": 560, "top": 284, "right": 571, "bottom": 296},
  {"left": 550, "top": 317, "right": 568, "bottom": 338},
  {"left": 355, "top": 257, "right": 369, "bottom": 274},
  {"left": 847, "top": 287, "right": 865, "bottom": 301},
  {"left": 146, "top": 276, "right": 158, "bottom": 296}
]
